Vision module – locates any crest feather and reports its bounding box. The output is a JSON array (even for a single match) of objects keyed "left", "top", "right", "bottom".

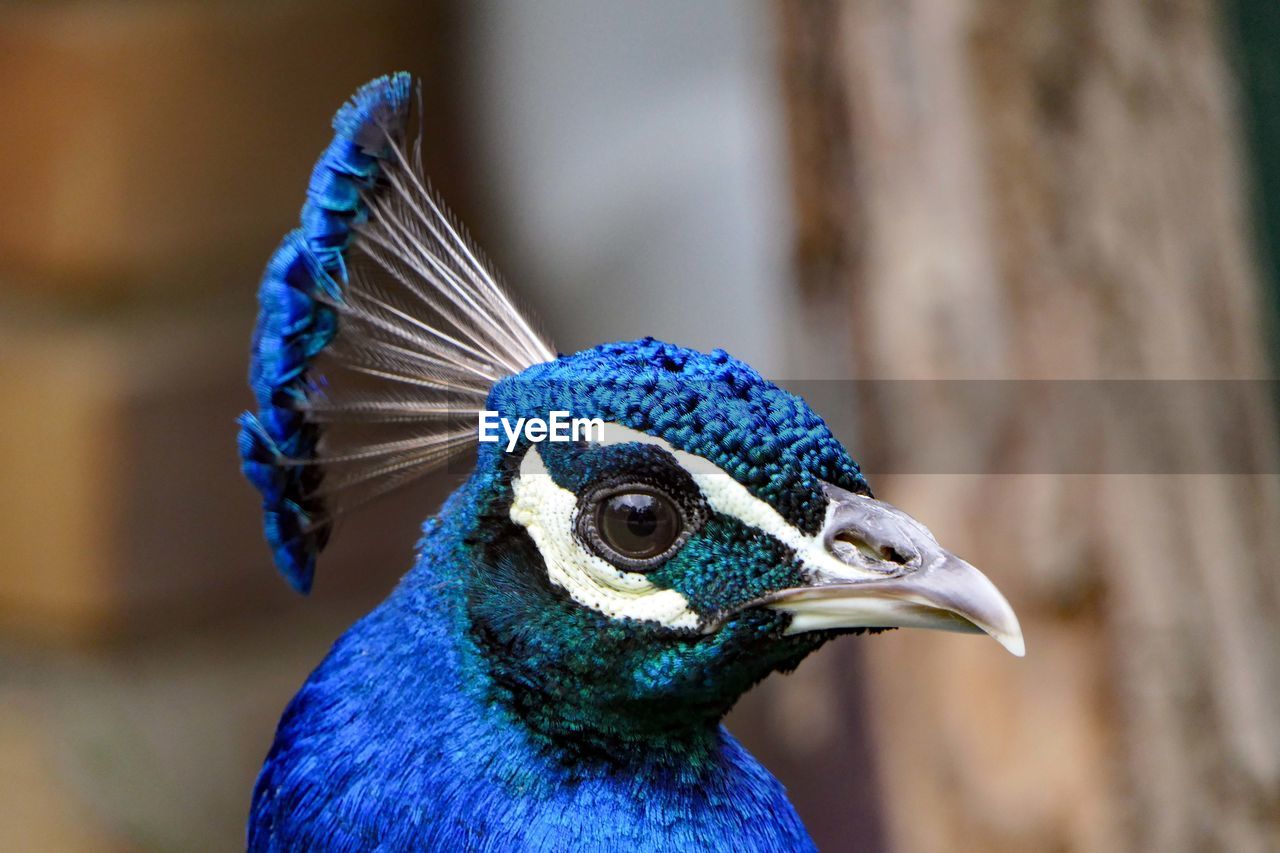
[{"left": 239, "top": 72, "right": 553, "bottom": 591}]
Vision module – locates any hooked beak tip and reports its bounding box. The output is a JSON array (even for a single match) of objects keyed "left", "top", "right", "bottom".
[
  {"left": 946, "top": 563, "right": 1025, "bottom": 657},
  {"left": 990, "top": 622, "right": 1026, "bottom": 657}
]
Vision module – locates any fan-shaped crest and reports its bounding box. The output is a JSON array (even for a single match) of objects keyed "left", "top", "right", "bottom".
[{"left": 238, "top": 73, "right": 554, "bottom": 592}]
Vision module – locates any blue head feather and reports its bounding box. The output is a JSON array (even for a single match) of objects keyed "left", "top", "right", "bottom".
[
  {"left": 491, "top": 338, "right": 868, "bottom": 533},
  {"left": 238, "top": 73, "right": 412, "bottom": 592}
]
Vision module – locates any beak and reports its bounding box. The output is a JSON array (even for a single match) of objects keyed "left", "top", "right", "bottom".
[{"left": 765, "top": 484, "right": 1025, "bottom": 657}]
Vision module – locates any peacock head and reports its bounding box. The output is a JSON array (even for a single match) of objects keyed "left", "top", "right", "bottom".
[
  {"left": 238, "top": 72, "right": 1023, "bottom": 754},
  {"left": 442, "top": 338, "right": 1023, "bottom": 750}
]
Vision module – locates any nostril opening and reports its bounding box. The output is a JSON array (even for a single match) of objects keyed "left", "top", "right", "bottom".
[
  {"left": 879, "top": 545, "right": 909, "bottom": 565},
  {"left": 829, "top": 530, "right": 913, "bottom": 569},
  {"left": 831, "top": 531, "right": 875, "bottom": 561}
]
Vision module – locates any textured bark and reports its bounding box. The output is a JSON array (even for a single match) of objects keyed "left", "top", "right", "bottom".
[{"left": 777, "top": 1, "right": 1280, "bottom": 851}]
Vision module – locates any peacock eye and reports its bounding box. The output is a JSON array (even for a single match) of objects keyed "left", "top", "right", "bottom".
[{"left": 584, "top": 488, "right": 686, "bottom": 569}]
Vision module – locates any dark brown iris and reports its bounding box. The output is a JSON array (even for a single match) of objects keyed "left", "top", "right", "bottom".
[{"left": 595, "top": 491, "right": 681, "bottom": 561}]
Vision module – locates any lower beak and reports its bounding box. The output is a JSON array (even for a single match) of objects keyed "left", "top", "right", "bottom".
[
  {"left": 766, "top": 553, "right": 1025, "bottom": 656},
  {"left": 764, "top": 486, "right": 1025, "bottom": 657}
]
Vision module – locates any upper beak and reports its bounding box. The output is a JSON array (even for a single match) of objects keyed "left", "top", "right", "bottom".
[{"left": 765, "top": 484, "right": 1025, "bottom": 657}]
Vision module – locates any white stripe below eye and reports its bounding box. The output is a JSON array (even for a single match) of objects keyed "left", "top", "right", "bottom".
[{"left": 510, "top": 448, "right": 701, "bottom": 629}]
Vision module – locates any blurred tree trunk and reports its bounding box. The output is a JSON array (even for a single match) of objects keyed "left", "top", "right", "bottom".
[{"left": 778, "top": 2, "right": 1280, "bottom": 852}]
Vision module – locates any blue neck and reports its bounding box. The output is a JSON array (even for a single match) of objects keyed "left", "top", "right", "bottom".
[{"left": 249, "top": 477, "right": 816, "bottom": 851}]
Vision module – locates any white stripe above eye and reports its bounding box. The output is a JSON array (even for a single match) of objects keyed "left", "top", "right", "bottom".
[
  {"left": 592, "top": 424, "right": 885, "bottom": 583},
  {"left": 508, "top": 423, "right": 887, "bottom": 631}
]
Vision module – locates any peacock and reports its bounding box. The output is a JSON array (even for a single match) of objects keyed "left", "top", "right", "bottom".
[{"left": 238, "top": 73, "right": 1023, "bottom": 852}]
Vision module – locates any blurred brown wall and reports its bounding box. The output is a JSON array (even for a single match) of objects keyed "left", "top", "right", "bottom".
[
  {"left": 0, "top": 2, "right": 461, "bottom": 848},
  {"left": 0, "top": 0, "right": 463, "bottom": 639},
  {"left": 778, "top": 2, "right": 1280, "bottom": 852}
]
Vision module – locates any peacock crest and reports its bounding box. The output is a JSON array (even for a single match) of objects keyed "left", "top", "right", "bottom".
[{"left": 238, "top": 73, "right": 554, "bottom": 592}]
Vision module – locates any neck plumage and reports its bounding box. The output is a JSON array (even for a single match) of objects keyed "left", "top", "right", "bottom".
[{"left": 250, "top": 475, "right": 815, "bottom": 850}]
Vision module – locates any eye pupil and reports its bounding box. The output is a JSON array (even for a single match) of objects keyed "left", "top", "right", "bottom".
[
  {"left": 596, "top": 491, "right": 681, "bottom": 563},
  {"left": 625, "top": 501, "right": 658, "bottom": 538}
]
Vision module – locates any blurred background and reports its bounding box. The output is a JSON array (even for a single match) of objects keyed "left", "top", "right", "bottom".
[{"left": 1, "top": 1, "right": 1278, "bottom": 850}]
